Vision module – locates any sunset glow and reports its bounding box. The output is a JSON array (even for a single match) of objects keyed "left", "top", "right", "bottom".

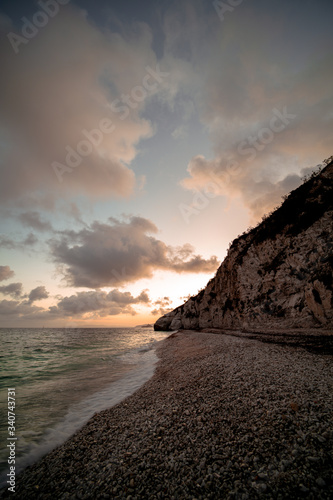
[{"left": 0, "top": 0, "right": 332, "bottom": 327}]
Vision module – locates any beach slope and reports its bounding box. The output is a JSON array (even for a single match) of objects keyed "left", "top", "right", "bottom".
[{"left": 1, "top": 330, "right": 332, "bottom": 499}]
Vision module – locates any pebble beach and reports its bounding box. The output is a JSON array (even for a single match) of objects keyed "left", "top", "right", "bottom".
[{"left": 1, "top": 330, "right": 332, "bottom": 499}]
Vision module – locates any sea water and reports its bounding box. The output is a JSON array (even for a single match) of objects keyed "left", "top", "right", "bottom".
[{"left": 0, "top": 327, "right": 170, "bottom": 486}]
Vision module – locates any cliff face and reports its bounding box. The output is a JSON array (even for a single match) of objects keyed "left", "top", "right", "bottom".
[{"left": 154, "top": 161, "right": 333, "bottom": 331}]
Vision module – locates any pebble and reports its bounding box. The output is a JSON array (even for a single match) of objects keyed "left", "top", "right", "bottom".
[
  {"left": 258, "top": 473, "right": 268, "bottom": 480},
  {"left": 1, "top": 331, "right": 332, "bottom": 499}
]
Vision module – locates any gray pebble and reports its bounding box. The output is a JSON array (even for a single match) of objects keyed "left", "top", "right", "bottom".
[{"left": 3, "top": 331, "right": 333, "bottom": 499}]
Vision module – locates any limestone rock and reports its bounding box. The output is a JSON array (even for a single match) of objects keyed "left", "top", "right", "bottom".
[
  {"left": 153, "top": 310, "right": 179, "bottom": 331},
  {"left": 154, "top": 161, "right": 333, "bottom": 331}
]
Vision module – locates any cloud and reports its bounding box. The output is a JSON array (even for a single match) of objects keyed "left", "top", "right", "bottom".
[
  {"left": 28, "top": 286, "right": 49, "bottom": 303},
  {"left": 18, "top": 211, "right": 53, "bottom": 231},
  {"left": 49, "top": 216, "right": 218, "bottom": 288},
  {"left": 0, "top": 299, "right": 43, "bottom": 317},
  {"left": 0, "top": 282, "right": 22, "bottom": 298},
  {"left": 0, "top": 237, "right": 17, "bottom": 249},
  {"left": 151, "top": 308, "right": 172, "bottom": 316},
  {"left": 180, "top": 124, "right": 331, "bottom": 222},
  {"left": 0, "top": 233, "right": 38, "bottom": 249},
  {"left": 180, "top": 153, "right": 315, "bottom": 222},
  {"left": 24, "top": 233, "right": 39, "bottom": 246},
  {"left": 49, "top": 289, "right": 150, "bottom": 317},
  {"left": 0, "top": 265, "right": 14, "bottom": 281},
  {"left": 153, "top": 296, "right": 171, "bottom": 307},
  {"left": 0, "top": 286, "right": 150, "bottom": 323},
  {"left": 160, "top": 1, "right": 333, "bottom": 221},
  {"left": 172, "top": 125, "right": 188, "bottom": 140},
  {"left": 0, "top": 6, "right": 167, "bottom": 207},
  {"left": 151, "top": 296, "right": 172, "bottom": 316}
]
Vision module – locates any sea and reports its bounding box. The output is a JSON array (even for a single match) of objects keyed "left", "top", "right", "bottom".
[{"left": 0, "top": 327, "right": 170, "bottom": 486}]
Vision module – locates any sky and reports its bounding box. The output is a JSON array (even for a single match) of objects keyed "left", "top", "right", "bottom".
[{"left": 0, "top": 0, "right": 332, "bottom": 327}]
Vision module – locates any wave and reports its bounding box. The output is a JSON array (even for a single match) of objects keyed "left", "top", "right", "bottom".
[{"left": 0, "top": 348, "right": 158, "bottom": 487}]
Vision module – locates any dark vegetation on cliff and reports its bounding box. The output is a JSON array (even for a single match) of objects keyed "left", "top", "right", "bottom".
[{"left": 231, "top": 157, "right": 333, "bottom": 263}]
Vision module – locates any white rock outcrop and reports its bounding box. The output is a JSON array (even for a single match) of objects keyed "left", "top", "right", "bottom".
[{"left": 154, "top": 161, "right": 333, "bottom": 331}]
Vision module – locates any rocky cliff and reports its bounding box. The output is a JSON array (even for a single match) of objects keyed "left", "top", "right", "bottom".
[{"left": 154, "top": 160, "right": 333, "bottom": 331}]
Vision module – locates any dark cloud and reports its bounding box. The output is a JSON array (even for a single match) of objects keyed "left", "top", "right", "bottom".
[
  {"left": 24, "top": 233, "right": 38, "bottom": 246},
  {"left": 28, "top": 286, "right": 49, "bottom": 303},
  {"left": 0, "top": 287, "right": 150, "bottom": 323},
  {"left": 49, "top": 216, "right": 218, "bottom": 288},
  {"left": 0, "top": 282, "right": 23, "bottom": 298},
  {"left": 0, "top": 233, "right": 38, "bottom": 249},
  {"left": 18, "top": 211, "right": 53, "bottom": 232},
  {"left": 0, "top": 299, "right": 43, "bottom": 316},
  {"left": 0, "top": 265, "right": 14, "bottom": 281},
  {"left": 0, "top": 236, "right": 17, "bottom": 249},
  {"left": 49, "top": 289, "right": 150, "bottom": 317}
]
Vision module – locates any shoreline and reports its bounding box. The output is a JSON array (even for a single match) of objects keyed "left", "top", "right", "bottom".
[
  {"left": 0, "top": 345, "right": 161, "bottom": 488},
  {"left": 1, "top": 330, "right": 332, "bottom": 499}
]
